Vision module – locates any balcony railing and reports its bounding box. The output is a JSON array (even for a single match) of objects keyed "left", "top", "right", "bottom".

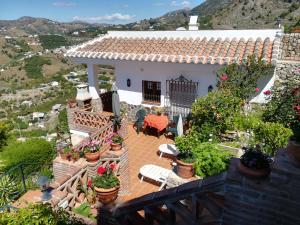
[{"left": 67, "top": 107, "right": 113, "bottom": 131}]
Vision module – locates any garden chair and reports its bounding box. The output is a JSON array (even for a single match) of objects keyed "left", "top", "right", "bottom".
[
  {"left": 139, "top": 164, "right": 173, "bottom": 190},
  {"left": 134, "top": 108, "right": 147, "bottom": 134},
  {"left": 165, "top": 115, "right": 179, "bottom": 137}
]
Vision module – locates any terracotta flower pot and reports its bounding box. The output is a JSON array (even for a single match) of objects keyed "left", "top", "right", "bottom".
[
  {"left": 84, "top": 151, "right": 100, "bottom": 162},
  {"left": 286, "top": 140, "right": 300, "bottom": 164},
  {"left": 111, "top": 143, "right": 122, "bottom": 151},
  {"left": 60, "top": 153, "right": 72, "bottom": 161},
  {"left": 238, "top": 161, "right": 270, "bottom": 178},
  {"left": 72, "top": 154, "right": 80, "bottom": 162},
  {"left": 176, "top": 158, "right": 194, "bottom": 179},
  {"left": 94, "top": 186, "right": 120, "bottom": 204}
]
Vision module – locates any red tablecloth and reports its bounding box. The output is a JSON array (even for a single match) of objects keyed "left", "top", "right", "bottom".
[{"left": 144, "top": 114, "right": 169, "bottom": 132}]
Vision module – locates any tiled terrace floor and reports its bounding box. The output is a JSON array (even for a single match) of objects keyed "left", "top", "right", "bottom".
[{"left": 120, "top": 125, "right": 175, "bottom": 201}]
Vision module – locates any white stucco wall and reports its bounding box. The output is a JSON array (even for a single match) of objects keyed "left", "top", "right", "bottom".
[
  {"left": 72, "top": 57, "right": 275, "bottom": 106},
  {"left": 114, "top": 61, "right": 221, "bottom": 106}
]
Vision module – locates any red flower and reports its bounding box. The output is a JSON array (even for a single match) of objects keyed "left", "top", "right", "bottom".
[
  {"left": 255, "top": 88, "right": 260, "bottom": 92},
  {"left": 109, "top": 163, "right": 116, "bottom": 170},
  {"left": 87, "top": 179, "right": 92, "bottom": 188},
  {"left": 294, "top": 105, "right": 300, "bottom": 113},
  {"left": 97, "top": 166, "right": 106, "bottom": 175},
  {"left": 263, "top": 90, "right": 271, "bottom": 95},
  {"left": 220, "top": 74, "right": 228, "bottom": 81}
]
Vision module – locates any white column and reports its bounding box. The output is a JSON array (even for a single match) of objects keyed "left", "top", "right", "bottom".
[{"left": 87, "top": 63, "right": 100, "bottom": 99}]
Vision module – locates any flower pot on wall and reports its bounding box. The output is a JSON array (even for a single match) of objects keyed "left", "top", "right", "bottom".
[
  {"left": 84, "top": 152, "right": 100, "bottom": 162},
  {"left": 94, "top": 186, "right": 120, "bottom": 204},
  {"left": 176, "top": 158, "right": 194, "bottom": 179},
  {"left": 110, "top": 143, "right": 122, "bottom": 151},
  {"left": 286, "top": 140, "right": 300, "bottom": 163},
  {"left": 238, "top": 161, "right": 270, "bottom": 178},
  {"left": 60, "top": 153, "right": 71, "bottom": 161}
]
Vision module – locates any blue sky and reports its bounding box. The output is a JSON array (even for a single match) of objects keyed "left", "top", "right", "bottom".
[{"left": 0, "top": 0, "right": 204, "bottom": 24}]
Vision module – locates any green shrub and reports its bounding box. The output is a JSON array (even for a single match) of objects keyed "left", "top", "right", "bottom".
[
  {"left": 0, "top": 203, "right": 85, "bottom": 224},
  {"left": 57, "top": 108, "right": 69, "bottom": 134},
  {"left": 192, "top": 90, "right": 242, "bottom": 136},
  {"left": 217, "top": 56, "right": 274, "bottom": 100},
  {"left": 0, "top": 139, "right": 55, "bottom": 175},
  {"left": 24, "top": 56, "right": 51, "bottom": 79},
  {"left": 39, "top": 35, "right": 69, "bottom": 49},
  {"left": 254, "top": 122, "right": 293, "bottom": 156},
  {"left": 0, "top": 122, "right": 9, "bottom": 149},
  {"left": 193, "top": 143, "right": 233, "bottom": 178}
]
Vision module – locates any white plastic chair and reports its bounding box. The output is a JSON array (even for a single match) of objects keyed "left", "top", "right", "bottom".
[
  {"left": 139, "top": 164, "right": 172, "bottom": 190},
  {"left": 158, "top": 144, "right": 179, "bottom": 158}
]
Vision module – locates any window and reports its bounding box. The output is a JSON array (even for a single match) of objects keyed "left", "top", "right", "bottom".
[{"left": 142, "top": 80, "right": 161, "bottom": 104}]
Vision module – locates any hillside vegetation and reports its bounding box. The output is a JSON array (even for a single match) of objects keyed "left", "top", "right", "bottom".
[{"left": 39, "top": 35, "right": 69, "bottom": 49}]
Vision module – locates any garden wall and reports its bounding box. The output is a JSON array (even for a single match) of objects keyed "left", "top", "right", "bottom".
[{"left": 280, "top": 33, "right": 300, "bottom": 61}]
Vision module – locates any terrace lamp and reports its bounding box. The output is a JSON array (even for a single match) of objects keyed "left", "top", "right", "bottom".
[{"left": 37, "top": 176, "right": 52, "bottom": 201}]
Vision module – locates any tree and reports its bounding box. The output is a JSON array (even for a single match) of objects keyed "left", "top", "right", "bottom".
[
  {"left": 217, "top": 56, "right": 274, "bottom": 100},
  {"left": 0, "top": 122, "right": 9, "bottom": 149}
]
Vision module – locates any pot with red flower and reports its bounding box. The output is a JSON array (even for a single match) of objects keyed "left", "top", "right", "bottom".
[
  {"left": 60, "top": 146, "right": 72, "bottom": 161},
  {"left": 108, "top": 133, "right": 123, "bottom": 151},
  {"left": 84, "top": 140, "right": 101, "bottom": 162},
  {"left": 238, "top": 146, "right": 272, "bottom": 178},
  {"left": 92, "top": 163, "right": 120, "bottom": 204},
  {"left": 286, "top": 115, "right": 300, "bottom": 163}
]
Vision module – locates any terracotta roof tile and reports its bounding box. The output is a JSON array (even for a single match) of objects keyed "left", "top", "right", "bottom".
[{"left": 67, "top": 35, "right": 277, "bottom": 65}]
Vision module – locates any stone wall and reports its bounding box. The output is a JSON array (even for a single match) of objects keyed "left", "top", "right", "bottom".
[
  {"left": 120, "top": 102, "right": 163, "bottom": 123},
  {"left": 280, "top": 33, "right": 300, "bottom": 61},
  {"left": 275, "top": 61, "right": 300, "bottom": 85},
  {"left": 222, "top": 150, "right": 300, "bottom": 225}
]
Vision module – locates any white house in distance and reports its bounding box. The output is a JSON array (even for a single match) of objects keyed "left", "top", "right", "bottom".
[{"left": 66, "top": 28, "right": 281, "bottom": 115}]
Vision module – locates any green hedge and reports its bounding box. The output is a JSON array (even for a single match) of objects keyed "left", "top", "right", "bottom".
[{"left": 0, "top": 139, "right": 55, "bottom": 175}]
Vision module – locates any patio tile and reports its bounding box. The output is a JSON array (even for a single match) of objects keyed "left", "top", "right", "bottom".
[{"left": 119, "top": 125, "right": 175, "bottom": 202}]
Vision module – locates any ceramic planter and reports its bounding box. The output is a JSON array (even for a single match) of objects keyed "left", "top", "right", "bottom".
[
  {"left": 94, "top": 186, "right": 120, "bottom": 204},
  {"left": 84, "top": 151, "right": 100, "bottom": 162},
  {"left": 111, "top": 143, "right": 122, "bottom": 151},
  {"left": 286, "top": 140, "right": 300, "bottom": 163},
  {"left": 238, "top": 161, "right": 270, "bottom": 178},
  {"left": 176, "top": 158, "right": 194, "bottom": 179}
]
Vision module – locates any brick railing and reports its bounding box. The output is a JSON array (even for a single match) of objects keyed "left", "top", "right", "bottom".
[
  {"left": 107, "top": 173, "right": 226, "bottom": 225},
  {"left": 67, "top": 107, "right": 113, "bottom": 131}
]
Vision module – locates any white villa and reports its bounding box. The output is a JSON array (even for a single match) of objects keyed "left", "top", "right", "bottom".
[{"left": 66, "top": 28, "right": 282, "bottom": 115}]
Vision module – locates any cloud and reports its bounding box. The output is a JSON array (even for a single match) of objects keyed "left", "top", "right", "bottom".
[
  {"left": 171, "top": 0, "right": 190, "bottom": 8},
  {"left": 73, "top": 13, "right": 135, "bottom": 23},
  {"left": 52, "top": 2, "right": 77, "bottom": 7}
]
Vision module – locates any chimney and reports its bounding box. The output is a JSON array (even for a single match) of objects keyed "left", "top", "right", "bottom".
[
  {"left": 188, "top": 16, "right": 199, "bottom": 31},
  {"left": 76, "top": 84, "right": 92, "bottom": 111}
]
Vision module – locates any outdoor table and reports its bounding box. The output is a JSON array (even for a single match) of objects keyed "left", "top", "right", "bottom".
[{"left": 143, "top": 114, "right": 169, "bottom": 137}]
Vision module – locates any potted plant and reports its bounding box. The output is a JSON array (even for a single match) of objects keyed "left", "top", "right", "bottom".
[
  {"left": 78, "top": 180, "right": 96, "bottom": 205},
  {"left": 286, "top": 103, "right": 300, "bottom": 162},
  {"left": 175, "top": 135, "right": 196, "bottom": 179},
  {"left": 108, "top": 133, "right": 123, "bottom": 151},
  {"left": 238, "top": 146, "right": 272, "bottom": 178},
  {"left": 60, "top": 146, "right": 72, "bottom": 161},
  {"left": 91, "top": 163, "right": 120, "bottom": 204},
  {"left": 84, "top": 140, "right": 101, "bottom": 162},
  {"left": 71, "top": 151, "right": 80, "bottom": 162}
]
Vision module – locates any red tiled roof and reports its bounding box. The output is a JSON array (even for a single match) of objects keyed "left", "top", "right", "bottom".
[{"left": 66, "top": 35, "right": 280, "bottom": 65}]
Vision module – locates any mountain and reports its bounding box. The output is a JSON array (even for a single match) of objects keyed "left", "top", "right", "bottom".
[
  {"left": 130, "top": 0, "right": 300, "bottom": 30},
  {"left": 0, "top": 16, "right": 105, "bottom": 36}
]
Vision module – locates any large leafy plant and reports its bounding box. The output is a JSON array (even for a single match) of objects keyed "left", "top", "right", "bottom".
[
  {"left": 193, "top": 142, "right": 233, "bottom": 178},
  {"left": 0, "top": 203, "right": 85, "bottom": 225},
  {"left": 191, "top": 90, "right": 242, "bottom": 136},
  {"left": 240, "top": 146, "right": 272, "bottom": 170},
  {"left": 263, "top": 67, "right": 300, "bottom": 142},
  {"left": 217, "top": 56, "right": 274, "bottom": 100},
  {"left": 0, "top": 175, "right": 19, "bottom": 207},
  {"left": 253, "top": 121, "right": 293, "bottom": 156}
]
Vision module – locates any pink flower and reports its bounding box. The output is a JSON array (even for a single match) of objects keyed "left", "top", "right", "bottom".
[
  {"left": 110, "top": 163, "right": 116, "bottom": 170},
  {"left": 263, "top": 90, "right": 271, "bottom": 95},
  {"left": 255, "top": 88, "right": 260, "bottom": 92},
  {"left": 220, "top": 74, "right": 228, "bottom": 81},
  {"left": 97, "top": 166, "right": 106, "bottom": 175},
  {"left": 87, "top": 179, "right": 92, "bottom": 188}
]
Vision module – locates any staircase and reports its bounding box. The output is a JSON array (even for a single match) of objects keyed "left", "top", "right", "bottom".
[{"left": 104, "top": 173, "right": 226, "bottom": 225}]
